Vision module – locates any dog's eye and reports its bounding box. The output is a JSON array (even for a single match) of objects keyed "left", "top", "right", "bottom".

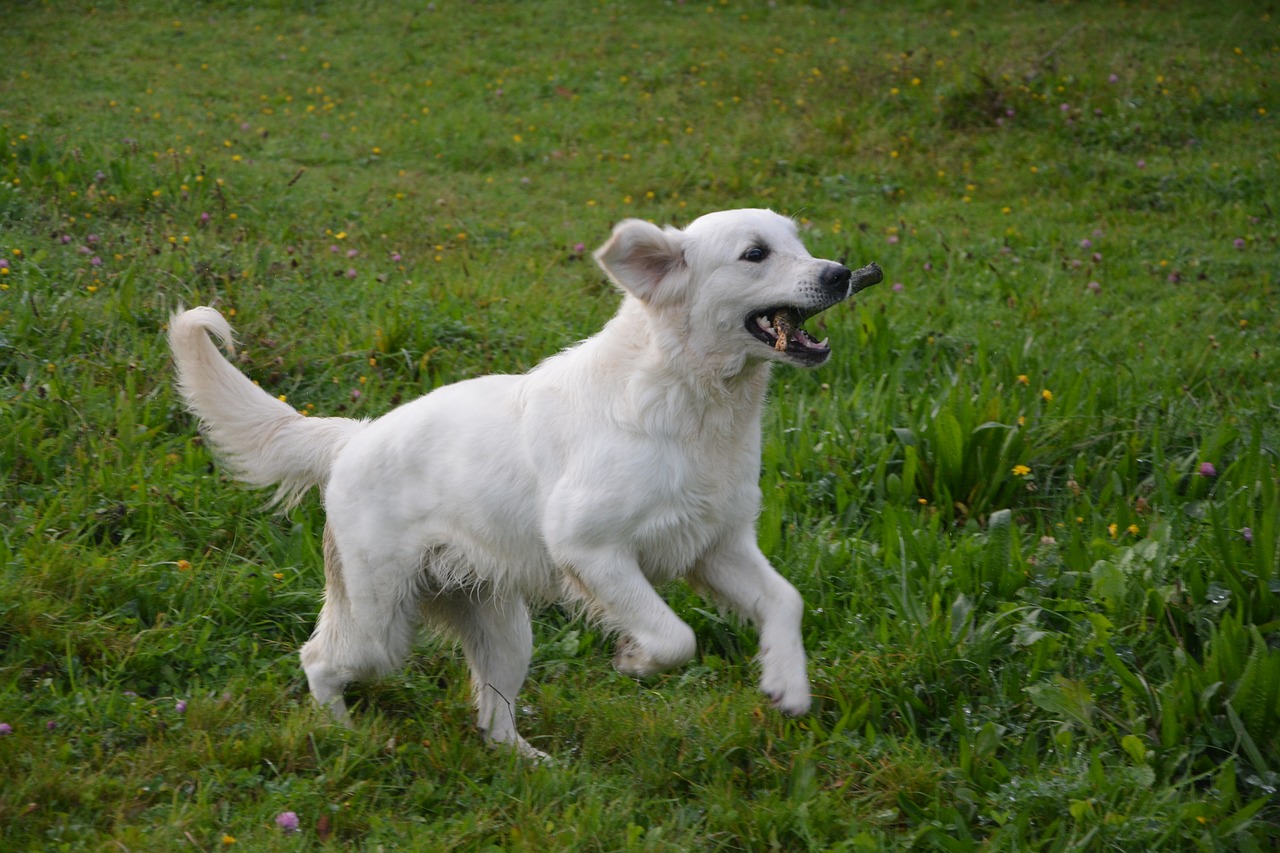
[{"left": 740, "top": 246, "right": 769, "bottom": 263}]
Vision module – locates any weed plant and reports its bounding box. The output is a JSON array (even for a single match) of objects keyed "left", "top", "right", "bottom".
[{"left": 1, "top": 1, "right": 1277, "bottom": 850}]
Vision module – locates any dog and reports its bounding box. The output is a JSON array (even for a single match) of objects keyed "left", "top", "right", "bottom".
[{"left": 169, "top": 208, "right": 881, "bottom": 758}]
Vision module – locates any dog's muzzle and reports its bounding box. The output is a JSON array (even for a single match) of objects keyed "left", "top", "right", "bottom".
[{"left": 745, "top": 261, "right": 882, "bottom": 367}]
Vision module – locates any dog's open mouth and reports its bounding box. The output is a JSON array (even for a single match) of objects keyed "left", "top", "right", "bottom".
[
  {"left": 747, "top": 307, "right": 833, "bottom": 365},
  {"left": 746, "top": 262, "right": 883, "bottom": 366}
]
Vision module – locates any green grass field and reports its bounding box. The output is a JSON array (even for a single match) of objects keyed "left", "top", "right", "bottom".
[{"left": 2, "top": 1, "right": 1278, "bottom": 849}]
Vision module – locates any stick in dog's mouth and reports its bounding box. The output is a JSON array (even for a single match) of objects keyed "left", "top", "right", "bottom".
[
  {"left": 847, "top": 261, "right": 884, "bottom": 295},
  {"left": 771, "top": 311, "right": 794, "bottom": 351}
]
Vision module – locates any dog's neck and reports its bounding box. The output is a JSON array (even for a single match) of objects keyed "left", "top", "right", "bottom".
[{"left": 578, "top": 297, "right": 773, "bottom": 440}]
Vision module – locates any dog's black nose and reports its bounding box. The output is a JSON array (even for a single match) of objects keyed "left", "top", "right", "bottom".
[{"left": 822, "top": 264, "right": 853, "bottom": 296}]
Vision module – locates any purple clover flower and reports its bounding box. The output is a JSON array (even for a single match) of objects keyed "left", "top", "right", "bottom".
[{"left": 276, "top": 812, "right": 300, "bottom": 833}]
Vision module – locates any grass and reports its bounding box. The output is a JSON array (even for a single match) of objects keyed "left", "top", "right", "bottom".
[{"left": 1, "top": 0, "right": 1277, "bottom": 849}]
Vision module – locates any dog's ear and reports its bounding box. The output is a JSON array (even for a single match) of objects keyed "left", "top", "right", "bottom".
[{"left": 593, "top": 219, "right": 688, "bottom": 305}]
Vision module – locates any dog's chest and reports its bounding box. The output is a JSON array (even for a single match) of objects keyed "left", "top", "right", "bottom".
[{"left": 624, "top": 441, "right": 755, "bottom": 579}]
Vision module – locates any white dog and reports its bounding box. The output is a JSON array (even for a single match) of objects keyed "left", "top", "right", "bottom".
[{"left": 169, "top": 208, "right": 881, "bottom": 758}]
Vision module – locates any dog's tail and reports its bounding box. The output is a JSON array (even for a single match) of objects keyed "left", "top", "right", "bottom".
[{"left": 168, "top": 306, "right": 367, "bottom": 508}]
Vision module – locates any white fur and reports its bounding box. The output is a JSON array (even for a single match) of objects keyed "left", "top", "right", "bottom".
[{"left": 169, "top": 208, "right": 858, "bottom": 759}]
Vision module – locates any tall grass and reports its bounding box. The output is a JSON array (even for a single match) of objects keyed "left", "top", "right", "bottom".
[{"left": 2, "top": 1, "right": 1277, "bottom": 849}]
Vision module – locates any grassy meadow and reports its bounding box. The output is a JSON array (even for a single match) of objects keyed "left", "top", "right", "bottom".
[{"left": 2, "top": 1, "right": 1278, "bottom": 849}]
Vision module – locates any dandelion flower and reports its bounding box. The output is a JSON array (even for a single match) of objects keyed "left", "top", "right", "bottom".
[
  {"left": 1040, "top": 389, "right": 1053, "bottom": 402},
  {"left": 1012, "top": 464, "right": 1031, "bottom": 477}
]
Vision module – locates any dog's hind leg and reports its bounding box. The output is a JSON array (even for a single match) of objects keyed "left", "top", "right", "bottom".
[
  {"left": 424, "top": 588, "right": 545, "bottom": 761},
  {"left": 299, "top": 524, "right": 422, "bottom": 725}
]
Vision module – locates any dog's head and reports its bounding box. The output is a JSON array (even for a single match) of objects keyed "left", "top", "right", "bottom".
[{"left": 594, "top": 209, "right": 880, "bottom": 370}]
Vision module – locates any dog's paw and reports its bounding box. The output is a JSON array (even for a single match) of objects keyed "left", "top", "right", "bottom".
[
  {"left": 613, "top": 625, "right": 696, "bottom": 676},
  {"left": 487, "top": 733, "right": 554, "bottom": 764},
  {"left": 613, "top": 635, "right": 662, "bottom": 677},
  {"left": 760, "top": 673, "right": 811, "bottom": 717}
]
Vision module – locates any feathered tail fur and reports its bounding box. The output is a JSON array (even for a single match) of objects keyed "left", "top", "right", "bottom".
[{"left": 168, "top": 307, "right": 366, "bottom": 508}]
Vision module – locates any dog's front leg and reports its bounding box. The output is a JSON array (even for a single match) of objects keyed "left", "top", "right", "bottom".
[
  {"left": 691, "top": 532, "right": 812, "bottom": 716},
  {"left": 555, "top": 546, "right": 697, "bottom": 677}
]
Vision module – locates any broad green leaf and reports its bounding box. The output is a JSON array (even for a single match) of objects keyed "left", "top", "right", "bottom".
[
  {"left": 932, "top": 406, "right": 964, "bottom": 483},
  {"left": 1027, "top": 677, "right": 1095, "bottom": 728}
]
